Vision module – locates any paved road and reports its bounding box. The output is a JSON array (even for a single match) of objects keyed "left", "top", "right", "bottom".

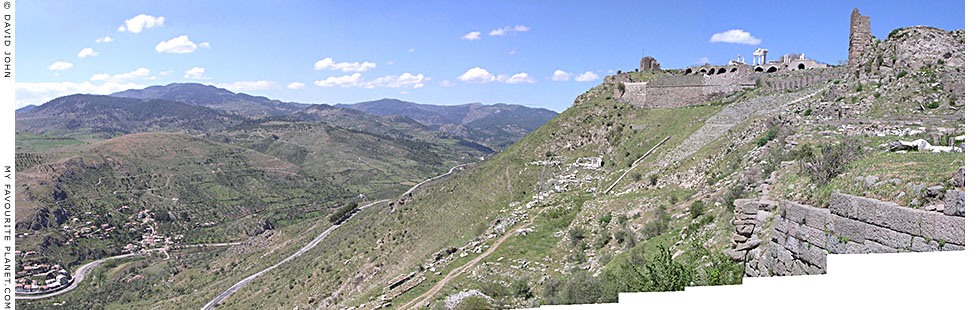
[
  {"left": 201, "top": 199, "right": 389, "bottom": 310},
  {"left": 202, "top": 162, "right": 473, "bottom": 309},
  {"left": 16, "top": 253, "right": 136, "bottom": 300},
  {"left": 16, "top": 242, "right": 239, "bottom": 300}
]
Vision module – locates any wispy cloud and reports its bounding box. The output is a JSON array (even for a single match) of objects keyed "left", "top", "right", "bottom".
[
  {"left": 48, "top": 61, "right": 73, "bottom": 71},
  {"left": 314, "top": 73, "right": 426, "bottom": 88},
  {"left": 184, "top": 67, "right": 208, "bottom": 80},
  {"left": 91, "top": 68, "right": 151, "bottom": 82},
  {"left": 314, "top": 57, "right": 377, "bottom": 72},
  {"left": 95, "top": 36, "right": 113, "bottom": 43},
  {"left": 552, "top": 70, "right": 571, "bottom": 81},
  {"left": 287, "top": 82, "right": 305, "bottom": 90},
  {"left": 457, "top": 67, "right": 534, "bottom": 84},
  {"left": 489, "top": 24, "right": 529, "bottom": 36}
]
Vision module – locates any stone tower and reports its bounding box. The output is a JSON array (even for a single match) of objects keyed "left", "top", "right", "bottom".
[
  {"left": 640, "top": 56, "right": 660, "bottom": 72},
  {"left": 848, "top": 8, "right": 872, "bottom": 66}
]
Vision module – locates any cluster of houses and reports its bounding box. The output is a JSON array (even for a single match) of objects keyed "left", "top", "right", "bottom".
[{"left": 14, "top": 255, "right": 72, "bottom": 294}]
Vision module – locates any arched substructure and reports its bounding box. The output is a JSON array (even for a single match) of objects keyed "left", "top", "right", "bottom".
[
  {"left": 699, "top": 68, "right": 707, "bottom": 74},
  {"left": 755, "top": 66, "right": 764, "bottom": 72},
  {"left": 766, "top": 66, "right": 778, "bottom": 73},
  {"left": 707, "top": 68, "right": 715, "bottom": 75},
  {"left": 685, "top": 68, "right": 693, "bottom": 75},
  {"left": 798, "top": 63, "right": 806, "bottom": 70},
  {"left": 731, "top": 67, "right": 738, "bottom": 73},
  {"left": 717, "top": 68, "right": 727, "bottom": 74}
]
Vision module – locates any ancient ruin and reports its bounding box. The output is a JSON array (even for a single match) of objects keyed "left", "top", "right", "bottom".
[{"left": 848, "top": 8, "right": 873, "bottom": 66}]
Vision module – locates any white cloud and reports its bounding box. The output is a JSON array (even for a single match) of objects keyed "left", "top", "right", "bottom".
[
  {"left": 90, "top": 68, "right": 151, "bottom": 82},
  {"left": 199, "top": 42, "right": 210, "bottom": 48},
  {"left": 14, "top": 81, "right": 146, "bottom": 108},
  {"left": 386, "top": 61, "right": 394, "bottom": 65},
  {"left": 439, "top": 80, "right": 456, "bottom": 87},
  {"left": 95, "top": 36, "right": 113, "bottom": 43},
  {"left": 508, "top": 50, "right": 517, "bottom": 55},
  {"left": 159, "top": 70, "right": 173, "bottom": 76},
  {"left": 314, "top": 72, "right": 425, "bottom": 88},
  {"left": 408, "top": 47, "right": 415, "bottom": 53},
  {"left": 77, "top": 48, "right": 98, "bottom": 58},
  {"left": 457, "top": 67, "right": 495, "bottom": 84},
  {"left": 315, "top": 73, "right": 363, "bottom": 88},
  {"left": 696, "top": 57, "right": 710, "bottom": 65},
  {"left": 313, "top": 57, "right": 377, "bottom": 72},
  {"left": 119, "top": 14, "right": 165, "bottom": 33},
  {"left": 552, "top": 70, "right": 571, "bottom": 81},
  {"left": 497, "top": 72, "right": 535, "bottom": 84},
  {"left": 400, "top": 91, "right": 408, "bottom": 95},
  {"left": 155, "top": 35, "right": 198, "bottom": 54},
  {"left": 574, "top": 71, "right": 600, "bottom": 82},
  {"left": 212, "top": 80, "right": 279, "bottom": 92},
  {"left": 183, "top": 67, "right": 208, "bottom": 79},
  {"left": 364, "top": 73, "right": 425, "bottom": 88},
  {"left": 489, "top": 24, "right": 530, "bottom": 36},
  {"left": 461, "top": 31, "right": 481, "bottom": 40},
  {"left": 48, "top": 61, "right": 73, "bottom": 71},
  {"left": 709, "top": 29, "right": 761, "bottom": 45},
  {"left": 287, "top": 82, "right": 305, "bottom": 90}
]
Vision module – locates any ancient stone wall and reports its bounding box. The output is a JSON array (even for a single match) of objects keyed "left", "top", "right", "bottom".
[
  {"left": 728, "top": 192, "right": 965, "bottom": 277},
  {"left": 616, "top": 71, "right": 759, "bottom": 108},
  {"left": 761, "top": 68, "right": 843, "bottom": 92},
  {"left": 849, "top": 8, "right": 872, "bottom": 66}
]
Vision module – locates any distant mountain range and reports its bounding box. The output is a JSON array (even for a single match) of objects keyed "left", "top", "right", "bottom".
[
  {"left": 111, "top": 83, "right": 309, "bottom": 117},
  {"left": 338, "top": 98, "right": 558, "bottom": 150}
]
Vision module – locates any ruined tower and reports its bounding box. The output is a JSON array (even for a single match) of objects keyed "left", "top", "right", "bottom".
[
  {"left": 640, "top": 56, "right": 660, "bottom": 72},
  {"left": 848, "top": 8, "right": 872, "bottom": 66}
]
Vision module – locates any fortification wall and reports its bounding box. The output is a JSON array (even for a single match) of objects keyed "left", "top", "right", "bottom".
[
  {"left": 728, "top": 192, "right": 965, "bottom": 277},
  {"left": 616, "top": 71, "right": 759, "bottom": 108}
]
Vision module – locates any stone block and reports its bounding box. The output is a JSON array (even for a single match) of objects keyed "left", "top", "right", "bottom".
[
  {"left": 796, "top": 224, "right": 829, "bottom": 250},
  {"left": 863, "top": 224, "right": 913, "bottom": 249},
  {"left": 780, "top": 200, "right": 808, "bottom": 223},
  {"left": 943, "top": 244, "right": 965, "bottom": 251},
  {"left": 734, "top": 199, "right": 759, "bottom": 215},
  {"left": 736, "top": 224, "right": 755, "bottom": 236},
  {"left": 864, "top": 240, "right": 900, "bottom": 253},
  {"left": 804, "top": 207, "right": 831, "bottom": 230},
  {"left": 829, "top": 214, "right": 867, "bottom": 243},
  {"left": 943, "top": 190, "right": 964, "bottom": 217},
  {"left": 736, "top": 238, "right": 763, "bottom": 251},
  {"left": 923, "top": 213, "right": 965, "bottom": 246},
  {"left": 911, "top": 236, "right": 939, "bottom": 252}
]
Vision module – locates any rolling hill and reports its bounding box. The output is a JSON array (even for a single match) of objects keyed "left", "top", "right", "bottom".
[{"left": 111, "top": 83, "right": 309, "bottom": 117}]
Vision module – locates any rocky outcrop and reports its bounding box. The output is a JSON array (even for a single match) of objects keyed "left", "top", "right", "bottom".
[{"left": 729, "top": 192, "right": 965, "bottom": 277}]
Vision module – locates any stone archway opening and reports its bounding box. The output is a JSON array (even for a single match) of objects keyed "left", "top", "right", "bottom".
[
  {"left": 707, "top": 68, "right": 715, "bottom": 75},
  {"left": 699, "top": 68, "right": 707, "bottom": 74},
  {"left": 731, "top": 67, "right": 738, "bottom": 73},
  {"left": 798, "top": 63, "right": 806, "bottom": 70},
  {"left": 755, "top": 67, "right": 764, "bottom": 72},
  {"left": 766, "top": 66, "right": 778, "bottom": 73},
  {"left": 717, "top": 68, "right": 727, "bottom": 74},
  {"left": 685, "top": 68, "right": 693, "bottom": 75}
]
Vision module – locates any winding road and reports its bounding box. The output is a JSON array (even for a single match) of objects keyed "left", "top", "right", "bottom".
[
  {"left": 16, "top": 243, "right": 239, "bottom": 300},
  {"left": 202, "top": 162, "right": 473, "bottom": 310}
]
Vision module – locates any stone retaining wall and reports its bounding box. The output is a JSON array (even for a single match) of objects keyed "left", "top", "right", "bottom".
[{"left": 727, "top": 192, "right": 965, "bottom": 277}]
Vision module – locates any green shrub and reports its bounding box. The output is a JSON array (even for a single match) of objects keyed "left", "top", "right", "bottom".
[
  {"left": 609, "top": 245, "right": 691, "bottom": 292},
  {"left": 328, "top": 202, "right": 359, "bottom": 224},
  {"left": 897, "top": 71, "right": 908, "bottom": 78},
  {"left": 802, "top": 108, "right": 812, "bottom": 116},
  {"left": 594, "top": 233, "right": 612, "bottom": 248},
  {"left": 756, "top": 126, "right": 779, "bottom": 147},
  {"left": 797, "top": 141, "right": 861, "bottom": 184},
  {"left": 689, "top": 200, "right": 705, "bottom": 219},
  {"left": 722, "top": 181, "right": 746, "bottom": 212},
  {"left": 569, "top": 227, "right": 588, "bottom": 247},
  {"left": 598, "top": 213, "right": 612, "bottom": 226},
  {"left": 926, "top": 102, "right": 940, "bottom": 109}
]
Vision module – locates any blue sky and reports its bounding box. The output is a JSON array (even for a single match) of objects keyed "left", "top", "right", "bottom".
[{"left": 16, "top": 0, "right": 965, "bottom": 111}]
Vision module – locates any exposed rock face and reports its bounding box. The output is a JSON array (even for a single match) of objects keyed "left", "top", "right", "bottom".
[{"left": 848, "top": 8, "right": 872, "bottom": 66}]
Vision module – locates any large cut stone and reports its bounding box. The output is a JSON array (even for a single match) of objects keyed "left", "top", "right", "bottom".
[
  {"left": 943, "top": 190, "right": 965, "bottom": 217},
  {"left": 736, "top": 238, "right": 763, "bottom": 251}
]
